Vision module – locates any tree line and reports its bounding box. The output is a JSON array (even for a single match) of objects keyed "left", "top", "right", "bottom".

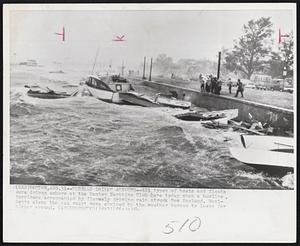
[{"left": 150, "top": 17, "right": 293, "bottom": 81}]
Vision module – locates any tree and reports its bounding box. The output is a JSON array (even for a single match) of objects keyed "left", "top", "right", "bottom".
[
  {"left": 153, "top": 54, "right": 174, "bottom": 75},
  {"left": 267, "top": 51, "right": 284, "bottom": 78},
  {"left": 280, "top": 31, "right": 293, "bottom": 77},
  {"left": 224, "top": 17, "right": 273, "bottom": 79}
]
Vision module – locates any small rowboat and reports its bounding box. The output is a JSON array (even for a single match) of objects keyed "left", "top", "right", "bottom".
[
  {"left": 230, "top": 135, "right": 294, "bottom": 176},
  {"left": 119, "top": 91, "right": 162, "bottom": 107}
]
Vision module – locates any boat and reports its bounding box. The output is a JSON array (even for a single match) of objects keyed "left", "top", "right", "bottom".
[
  {"left": 154, "top": 93, "right": 191, "bottom": 109},
  {"left": 85, "top": 75, "right": 134, "bottom": 103},
  {"left": 49, "top": 70, "right": 65, "bottom": 74},
  {"left": 175, "top": 109, "right": 238, "bottom": 121},
  {"left": 230, "top": 147, "right": 294, "bottom": 176},
  {"left": 26, "top": 86, "right": 71, "bottom": 99},
  {"left": 229, "top": 135, "right": 294, "bottom": 176},
  {"left": 119, "top": 91, "right": 161, "bottom": 107},
  {"left": 19, "top": 59, "right": 38, "bottom": 66},
  {"left": 239, "top": 135, "right": 294, "bottom": 152}
]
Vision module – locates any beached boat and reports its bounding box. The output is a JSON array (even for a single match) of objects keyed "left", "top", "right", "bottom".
[
  {"left": 27, "top": 89, "right": 71, "bottom": 99},
  {"left": 230, "top": 147, "right": 294, "bottom": 176},
  {"left": 85, "top": 75, "right": 133, "bottom": 103},
  {"left": 175, "top": 109, "right": 238, "bottom": 121},
  {"left": 154, "top": 93, "right": 191, "bottom": 109},
  {"left": 119, "top": 91, "right": 161, "bottom": 107},
  {"left": 239, "top": 135, "right": 294, "bottom": 152},
  {"left": 230, "top": 135, "right": 294, "bottom": 176}
]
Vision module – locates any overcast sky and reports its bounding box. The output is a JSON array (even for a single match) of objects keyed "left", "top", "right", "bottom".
[{"left": 10, "top": 9, "right": 294, "bottom": 70}]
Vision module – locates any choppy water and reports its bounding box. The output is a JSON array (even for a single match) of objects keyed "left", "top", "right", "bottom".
[{"left": 9, "top": 64, "right": 293, "bottom": 189}]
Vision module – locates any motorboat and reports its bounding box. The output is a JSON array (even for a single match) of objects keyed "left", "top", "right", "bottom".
[
  {"left": 230, "top": 135, "right": 294, "bottom": 176},
  {"left": 175, "top": 109, "right": 238, "bottom": 121},
  {"left": 119, "top": 91, "right": 161, "bottom": 107},
  {"left": 85, "top": 74, "right": 134, "bottom": 103},
  {"left": 154, "top": 93, "right": 191, "bottom": 109}
]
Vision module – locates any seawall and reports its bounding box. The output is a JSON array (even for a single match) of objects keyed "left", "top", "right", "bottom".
[{"left": 141, "top": 80, "right": 294, "bottom": 132}]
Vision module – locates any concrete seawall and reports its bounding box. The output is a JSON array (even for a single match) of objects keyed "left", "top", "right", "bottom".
[{"left": 142, "top": 80, "right": 294, "bottom": 132}]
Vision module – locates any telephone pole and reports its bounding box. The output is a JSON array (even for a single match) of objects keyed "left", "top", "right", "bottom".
[
  {"left": 217, "top": 51, "right": 221, "bottom": 80},
  {"left": 149, "top": 57, "right": 153, "bottom": 81},
  {"left": 142, "top": 56, "right": 146, "bottom": 79}
]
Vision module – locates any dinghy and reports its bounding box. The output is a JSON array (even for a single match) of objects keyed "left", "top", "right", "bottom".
[
  {"left": 175, "top": 109, "right": 238, "bottom": 121},
  {"left": 230, "top": 134, "right": 294, "bottom": 176}
]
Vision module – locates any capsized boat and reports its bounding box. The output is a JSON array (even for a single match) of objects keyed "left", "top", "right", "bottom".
[
  {"left": 85, "top": 75, "right": 134, "bottom": 103},
  {"left": 119, "top": 91, "right": 161, "bottom": 107},
  {"left": 154, "top": 93, "right": 191, "bottom": 109},
  {"left": 229, "top": 134, "right": 294, "bottom": 176},
  {"left": 26, "top": 86, "right": 71, "bottom": 99},
  {"left": 175, "top": 109, "right": 238, "bottom": 121}
]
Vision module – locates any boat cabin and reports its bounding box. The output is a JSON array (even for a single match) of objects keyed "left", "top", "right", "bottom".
[{"left": 86, "top": 75, "right": 132, "bottom": 92}]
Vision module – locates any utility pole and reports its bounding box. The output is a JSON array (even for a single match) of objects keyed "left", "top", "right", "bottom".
[
  {"left": 149, "top": 58, "right": 153, "bottom": 81},
  {"left": 142, "top": 56, "right": 146, "bottom": 79},
  {"left": 217, "top": 51, "right": 221, "bottom": 80}
]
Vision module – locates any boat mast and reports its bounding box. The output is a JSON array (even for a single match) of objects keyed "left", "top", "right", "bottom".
[{"left": 91, "top": 46, "right": 100, "bottom": 75}]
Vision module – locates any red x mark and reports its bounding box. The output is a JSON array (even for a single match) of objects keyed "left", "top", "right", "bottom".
[{"left": 113, "top": 35, "right": 126, "bottom": 42}]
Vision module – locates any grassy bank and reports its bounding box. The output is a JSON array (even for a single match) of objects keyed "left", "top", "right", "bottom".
[{"left": 150, "top": 77, "right": 294, "bottom": 110}]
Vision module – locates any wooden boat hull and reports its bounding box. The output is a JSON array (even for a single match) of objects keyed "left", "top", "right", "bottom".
[
  {"left": 86, "top": 86, "right": 123, "bottom": 103},
  {"left": 230, "top": 147, "right": 294, "bottom": 176},
  {"left": 119, "top": 92, "right": 161, "bottom": 107},
  {"left": 85, "top": 75, "right": 133, "bottom": 104}
]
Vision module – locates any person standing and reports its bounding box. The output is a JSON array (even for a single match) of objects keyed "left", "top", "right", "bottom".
[
  {"left": 210, "top": 76, "right": 215, "bottom": 93},
  {"left": 199, "top": 74, "right": 205, "bottom": 92},
  {"left": 235, "top": 79, "right": 244, "bottom": 98},
  {"left": 206, "top": 75, "right": 211, "bottom": 92},
  {"left": 227, "top": 78, "right": 232, "bottom": 94},
  {"left": 215, "top": 80, "right": 222, "bottom": 95}
]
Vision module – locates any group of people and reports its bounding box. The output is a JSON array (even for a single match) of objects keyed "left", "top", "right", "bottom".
[
  {"left": 199, "top": 74, "right": 244, "bottom": 98},
  {"left": 199, "top": 74, "right": 222, "bottom": 95}
]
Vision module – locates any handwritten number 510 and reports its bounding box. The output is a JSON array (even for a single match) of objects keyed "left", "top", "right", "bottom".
[{"left": 163, "top": 217, "right": 201, "bottom": 234}]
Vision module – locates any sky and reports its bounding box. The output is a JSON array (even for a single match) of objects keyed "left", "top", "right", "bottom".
[{"left": 9, "top": 8, "right": 295, "bottom": 71}]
